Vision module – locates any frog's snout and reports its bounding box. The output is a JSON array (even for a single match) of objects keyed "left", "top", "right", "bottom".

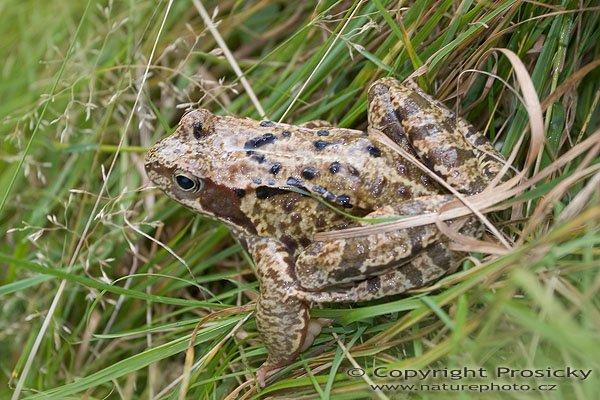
[
  {"left": 144, "top": 135, "right": 177, "bottom": 184},
  {"left": 144, "top": 140, "right": 163, "bottom": 174}
]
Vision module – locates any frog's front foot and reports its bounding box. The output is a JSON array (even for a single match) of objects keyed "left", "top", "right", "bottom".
[
  {"left": 256, "top": 316, "right": 332, "bottom": 387},
  {"left": 302, "top": 318, "right": 333, "bottom": 351},
  {"left": 256, "top": 363, "right": 277, "bottom": 388}
]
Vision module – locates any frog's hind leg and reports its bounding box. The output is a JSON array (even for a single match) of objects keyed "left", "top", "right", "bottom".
[
  {"left": 368, "top": 78, "right": 418, "bottom": 155},
  {"left": 399, "top": 80, "right": 507, "bottom": 181},
  {"left": 255, "top": 290, "right": 308, "bottom": 386},
  {"left": 453, "top": 117, "right": 509, "bottom": 183},
  {"left": 295, "top": 194, "right": 473, "bottom": 291},
  {"left": 369, "top": 77, "right": 507, "bottom": 193},
  {"left": 298, "top": 241, "right": 461, "bottom": 304}
]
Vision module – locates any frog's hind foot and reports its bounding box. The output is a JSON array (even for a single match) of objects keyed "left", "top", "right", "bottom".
[{"left": 256, "top": 317, "right": 333, "bottom": 387}]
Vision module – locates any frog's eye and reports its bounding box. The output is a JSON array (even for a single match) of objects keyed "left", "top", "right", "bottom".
[{"left": 174, "top": 173, "right": 203, "bottom": 192}]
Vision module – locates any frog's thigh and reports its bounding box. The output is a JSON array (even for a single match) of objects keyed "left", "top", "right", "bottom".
[
  {"left": 249, "top": 238, "right": 309, "bottom": 386},
  {"left": 298, "top": 241, "right": 460, "bottom": 303},
  {"left": 370, "top": 77, "right": 506, "bottom": 193},
  {"left": 397, "top": 80, "right": 506, "bottom": 180},
  {"left": 367, "top": 78, "right": 417, "bottom": 155},
  {"left": 296, "top": 195, "right": 455, "bottom": 291}
]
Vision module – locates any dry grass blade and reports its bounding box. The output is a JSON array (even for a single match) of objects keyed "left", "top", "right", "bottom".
[
  {"left": 520, "top": 165, "right": 600, "bottom": 243},
  {"left": 192, "top": 0, "right": 265, "bottom": 118},
  {"left": 179, "top": 308, "right": 253, "bottom": 400},
  {"left": 558, "top": 170, "right": 600, "bottom": 222}
]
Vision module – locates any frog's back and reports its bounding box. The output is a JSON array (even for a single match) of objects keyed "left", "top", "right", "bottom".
[{"left": 206, "top": 113, "right": 439, "bottom": 205}]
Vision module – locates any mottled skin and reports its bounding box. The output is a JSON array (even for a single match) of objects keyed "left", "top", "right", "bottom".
[{"left": 144, "top": 78, "right": 505, "bottom": 386}]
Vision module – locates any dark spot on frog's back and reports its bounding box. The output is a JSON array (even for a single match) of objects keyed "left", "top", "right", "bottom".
[
  {"left": 315, "top": 214, "right": 327, "bottom": 228},
  {"left": 473, "top": 135, "right": 487, "bottom": 146},
  {"left": 259, "top": 120, "right": 275, "bottom": 127},
  {"left": 336, "top": 194, "right": 352, "bottom": 208},
  {"left": 280, "top": 235, "right": 298, "bottom": 252},
  {"left": 199, "top": 179, "right": 256, "bottom": 234},
  {"left": 329, "top": 162, "right": 340, "bottom": 174},
  {"left": 314, "top": 140, "right": 331, "bottom": 150},
  {"left": 366, "top": 144, "right": 381, "bottom": 157},
  {"left": 192, "top": 121, "right": 203, "bottom": 139},
  {"left": 312, "top": 185, "right": 327, "bottom": 195},
  {"left": 286, "top": 177, "right": 304, "bottom": 187},
  {"left": 347, "top": 165, "right": 360, "bottom": 177},
  {"left": 298, "top": 236, "right": 312, "bottom": 248},
  {"left": 401, "top": 264, "right": 423, "bottom": 287},
  {"left": 244, "top": 133, "right": 276, "bottom": 153},
  {"left": 301, "top": 166, "right": 318, "bottom": 180},
  {"left": 397, "top": 186, "right": 411, "bottom": 199},
  {"left": 317, "top": 129, "right": 330, "bottom": 136},
  {"left": 255, "top": 186, "right": 289, "bottom": 199},
  {"left": 282, "top": 196, "right": 297, "bottom": 212},
  {"left": 366, "top": 276, "right": 381, "bottom": 294},
  {"left": 269, "top": 163, "right": 282, "bottom": 175}
]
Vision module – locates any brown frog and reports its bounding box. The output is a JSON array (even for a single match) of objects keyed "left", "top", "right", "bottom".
[{"left": 144, "top": 78, "right": 505, "bottom": 386}]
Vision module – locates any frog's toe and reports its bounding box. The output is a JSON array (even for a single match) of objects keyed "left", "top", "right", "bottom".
[
  {"left": 256, "top": 363, "right": 280, "bottom": 387},
  {"left": 301, "top": 318, "right": 333, "bottom": 351}
]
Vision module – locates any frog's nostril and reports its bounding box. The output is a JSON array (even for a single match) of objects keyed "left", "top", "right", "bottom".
[{"left": 144, "top": 159, "right": 161, "bottom": 172}]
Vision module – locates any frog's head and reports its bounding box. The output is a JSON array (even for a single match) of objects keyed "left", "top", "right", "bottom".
[{"left": 145, "top": 109, "right": 256, "bottom": 234}]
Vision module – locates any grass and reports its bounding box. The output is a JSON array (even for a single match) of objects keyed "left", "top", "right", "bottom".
[{"left": 1, "top": 0, "right": 599, "bottom": 399}]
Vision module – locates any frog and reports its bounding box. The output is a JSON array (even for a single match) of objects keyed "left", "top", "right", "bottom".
[{"left": 144, "top": 77, "right": 505, "bottom": 386}]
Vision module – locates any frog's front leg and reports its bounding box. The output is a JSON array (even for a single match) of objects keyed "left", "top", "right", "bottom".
[{"left": 248, "top": 237, "right": 313, "bottom": 386}]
